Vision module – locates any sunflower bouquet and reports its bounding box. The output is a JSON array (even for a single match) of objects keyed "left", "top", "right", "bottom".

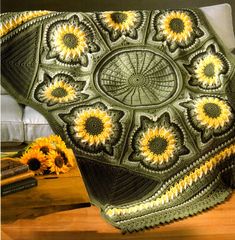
[{"left": 19, "top": 135, "right": 75, "bottom": 175}]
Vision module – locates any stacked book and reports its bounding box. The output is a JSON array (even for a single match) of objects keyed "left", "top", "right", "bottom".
[{"left": 1, "top": 158, "right": 37, "bottom": 196}]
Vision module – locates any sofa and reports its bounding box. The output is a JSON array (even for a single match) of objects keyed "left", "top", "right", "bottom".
[
  {"left": 1, "top": 86, "right": 54, "bottom": 147},
  {"left": 1, "top": 3, "right": 235, "bottom": 148}
]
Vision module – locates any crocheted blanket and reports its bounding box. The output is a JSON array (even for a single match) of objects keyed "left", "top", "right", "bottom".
[{"left": 1, "top": 9, "right": 235, "bottom": 232}]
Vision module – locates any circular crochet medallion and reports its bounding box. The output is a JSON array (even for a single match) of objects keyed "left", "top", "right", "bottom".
[{"left": 94, "top": 47, "right": 181, "bottom": 108}]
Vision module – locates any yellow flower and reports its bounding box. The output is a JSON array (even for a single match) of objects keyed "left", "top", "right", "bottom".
[
  {"left": 194, "top": 97, "right": 232, "bottom": 129},
  {"left": 74, "top": 108, "right": 113, "bottom": 146},
  {"left": 47, "top": 150, "right": 70, "bottom": 175},
  {"left": 52, "top": 24, "right": 88, "bottom": 61},
  {"left": 20, "top": 149, "right": 47, "bottom": 175},
  {"left": 41, "top": 79, "right": 77, "bottom": 104},
  {"left": 48, "top": 135, "right": 67, "bottom": 148},
  {"left": 139, "top": 127, "right": 176, "bottom": 164},
  {"left": 194, "top": 54, "right": 224, "bottom": 87},
  {"left": 30, "top": 138, "right": 55, "bottom": 154},
  {"left": 65, "top": 148, "right": 75, "bottom": 167},
  {"left": 101, "top": 11, "right": 139, "bottom": 31},
  {"left": 161, "top": 11, "right": 193, "bottom": 43},
  {"left": 56, "top": 147, "right": 75, "bottom": 167}
]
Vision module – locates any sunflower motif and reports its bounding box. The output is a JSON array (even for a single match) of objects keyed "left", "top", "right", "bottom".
[
  {"left": 130, "top": 112, "right": 189, "bottom": 170},
  {"left": 96, "top": 11, "right": 143, "bottom": 41},
  {"left": 20, "top": 149, "right": 47, "bottom": 175},
  {"left": 60, "top": 102, "right": 124, "bottom": 155},
  {"left": 47, "top": 150, "right": 70, "bottom": 174},
  {"left": 153, "top": 10, "right": 203, "bottom": 52},
  {"left": 74, "top": 108, "right": 113, "bottom": 146},
  {"left": 185, "top": 45, "right": 229, "bottom": 89},
  {"left": 195, "top": 55, "right": 224, "bottom": 86},
  {"left": 42, "top": 80, "right": 76, "bottom": 103},
  {"left": 47, "top": 15, "right": 99, "bottom": 65},
  {"left": 182, "top": 96, "right": 235, "bottom": 142},
  {"left": 161, "top": 11, "right": 193, "bottom": 42},
  {"left": 139, "top": 127, "right": 176, "bottom": 165},
  {"left": 194, "top": 97, "right": 231, "bottom": 128},
  {"left": 36, "top": 73, "right": 88, "bottom": 106}
]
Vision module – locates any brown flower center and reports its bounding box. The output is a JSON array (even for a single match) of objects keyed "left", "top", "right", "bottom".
[
  {"left": 148, "top": 137, "right": 168, "bottom": 154},
  {"left": 169, "top": 18, "right": 185, "bottom": 33},
  {"left": 203, "top": 103, "right": 221, "bottom": 118},
  {"left": 204, "top": 63, "right": 215, "bottom": 78},
  {"left": 56, "top": 149, "right": 68, "bottom": 165},
  {"left": 28, "top": 158, "right": 41, "bottom": 171},
  {"left": 85, "top": 117, "right": 104, "bottom": 136},
  {"left": 55, "top": 156, "right": 64, "bottom": 168},
  {"left": 63, "top": 33, "right": 78, "bottom": 49},
  {"left": 40, "top": 146, "right": 50, "bottom": 154},
  {"left": 51, "top": 87, "right": 68, "bottom": 98},
  {"left": 110, "top": 12, "right": 128, "bottom": 24}
]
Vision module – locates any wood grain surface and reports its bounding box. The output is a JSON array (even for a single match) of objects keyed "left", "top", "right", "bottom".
[
  {"left": 2, "top": 191, "right": 235, "bottom": 240},
  {"left": 1, "top": 166, "right": 90, "bottom": 223}
]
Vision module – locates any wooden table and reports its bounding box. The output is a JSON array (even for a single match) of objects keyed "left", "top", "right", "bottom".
[
  {"left": 1, "top": 166, "right": 90, "bottom": 223},
  {"left": 2, "top": 192, "right": 235, "bottom": 240}
]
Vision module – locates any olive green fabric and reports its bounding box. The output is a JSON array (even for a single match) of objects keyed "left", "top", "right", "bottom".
[{"left": 1, "top": 9, "right": 235, "bottom": 232}]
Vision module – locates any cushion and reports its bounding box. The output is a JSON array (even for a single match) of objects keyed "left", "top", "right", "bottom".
[
  {"left": 23, "top": 106, "right": 54, "bottom": 143},
  {"left": 1, "top": 85, "right": 8, "bottom": 95},
  {"left": 1, "top": 95, "right": 24, "bottom": 144},
  {"left": 201, "top": 4, "right": 235, "bottom": 50},
  {"left": 1, "top": 7, "right": 235, "bottom": 232}
]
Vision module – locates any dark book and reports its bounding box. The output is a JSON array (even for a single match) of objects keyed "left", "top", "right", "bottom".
[
  {"left": 1, "top": 177, "right": 37, "bottom": 196},
  {"left": 1, "top": 158, "right": 22, "bottom": 171},
  {"left": 1, "top": 159, "right": 29, "bottom": 179},
  {"left": 1, "top": 170, "right": 35, "bottom": 186}
]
